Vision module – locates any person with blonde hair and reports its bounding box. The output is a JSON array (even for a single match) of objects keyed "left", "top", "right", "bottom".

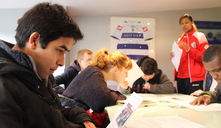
[
  {"left": 54, "top": 49, "right": 93, "bottom": 94},
  {"left": 63, "top": 49, "right": 132, "bottom": 127},
  {"left": 170, "top": 14, "right": 209, "bottom": 95}
]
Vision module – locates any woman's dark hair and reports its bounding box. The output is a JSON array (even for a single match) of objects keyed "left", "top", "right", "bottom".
[
  {"left": 15, "top": 2, "right": 83, "bottom": 49},
  {"left": 136, "top": 56, "right": 158, "bottom": 75}
]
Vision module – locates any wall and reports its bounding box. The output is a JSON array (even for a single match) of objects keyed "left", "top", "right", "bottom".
[
  {"left": 0, "top": 8, "right": 27, "bottom": 43},
  {"left": 1, "top": 7, "right": 221, "bottom": 85},
  {"left": 72, "top": 7, "right": 221, "bottom": 86}
]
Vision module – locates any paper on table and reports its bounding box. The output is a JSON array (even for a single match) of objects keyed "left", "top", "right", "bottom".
[
  {"left": 171, "top": 41, "right": 183, "bottom": 71},
  {"left": 125, "top": 116, "right": 206, "bottom": 128},
  {"left": 107, "top": 92, "right": 144, "bottom": 128},
  {"left": 125, "top": 59, "right": 144, "bottom": 88},
  {"left": 162, "top": 95, "right": 221, "bottom": 111}
]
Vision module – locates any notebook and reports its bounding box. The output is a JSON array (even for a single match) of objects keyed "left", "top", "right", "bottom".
[{"left": 107, "top": 92, "right": 144, "bottom": 128}]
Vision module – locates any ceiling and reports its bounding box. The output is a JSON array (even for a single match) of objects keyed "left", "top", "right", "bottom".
[{"left": 1, "top": 0, "right": 221, "bottom": 16}]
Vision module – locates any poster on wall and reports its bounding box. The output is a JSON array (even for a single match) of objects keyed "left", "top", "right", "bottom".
[
  {"left": 195, "top": 21, "right": 221, "bottom": 45},
  {"left": 110, "top": 17, "right": 156, "bottom": 60}
]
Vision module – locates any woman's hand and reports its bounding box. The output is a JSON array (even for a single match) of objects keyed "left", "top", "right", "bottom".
[
  {"left": 178, "top": 41, "right": 190, "bottom": 51},
  {"left": 119, "top": 80, "right": 129, "bottom": 90},
  {"left": 170, "top": 51, "right": 174, "bottom": 58}
]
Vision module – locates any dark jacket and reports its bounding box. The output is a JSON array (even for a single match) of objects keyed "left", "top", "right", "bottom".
[
  {"left": 54, "top": 61, "right": 80, "bottom": 94},
  {"left": 63, "top": 66, "right": 126, "bottom": 113},
  {"left": 0, "top": 40, "right": 93, "bottom": 128}
]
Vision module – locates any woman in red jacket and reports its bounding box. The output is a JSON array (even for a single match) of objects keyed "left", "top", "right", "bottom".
[{"left": 170, "top": 14, "right": 209, "bottom": 94}]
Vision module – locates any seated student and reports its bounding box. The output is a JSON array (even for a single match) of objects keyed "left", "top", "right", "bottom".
[
  {"left": 62, "top": 49, "right": 132, "bottom": 127},
  {"left": 0, "top": 2, "right": 95, "bottom": 128},
  {"left": 190, "top": 45, "right": 221, "bottom": 106},
  {"left": 118, "top": 56, "right": 174, "bottom": 94},
  {"left": 53, "top": 49, "right": 93, "bottom": 94}
]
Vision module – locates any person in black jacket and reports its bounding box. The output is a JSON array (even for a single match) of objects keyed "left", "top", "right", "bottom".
[
  {"left": 53, "top": 49, "right": 93, "bottom": 94},
  {"left": 0, "top": 2, "right": 95, "bottom": 128},
  {"left": 132, "top": 56, "right": 174, "bottom": 93},
  {"left": 118, "top": 56, "right": 174, "bottom": 94}
]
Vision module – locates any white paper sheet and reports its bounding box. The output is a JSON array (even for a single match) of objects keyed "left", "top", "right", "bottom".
[
  {"left": 125, "top": 59, "right": 144, "bottom": 88},
  {"left": 125, "top": 116, "right": 206, "bottom": 128},
  {"left": 171, "top": 41, "right": 183, "bottom": 71},
  {"left": 162, "top": 95, "right": 221, "bottom": 111},
  {"left": 107, "top": 92, "right": 144, "bottom": 128}
]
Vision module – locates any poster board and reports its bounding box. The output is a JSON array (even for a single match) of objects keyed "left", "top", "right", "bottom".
[{"left": 110, "top": 17, "right": 156, "bottom": 60}]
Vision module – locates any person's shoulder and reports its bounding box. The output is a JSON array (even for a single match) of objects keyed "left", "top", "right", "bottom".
[
  {"left": 65, "top": 65, "right": 79, "bottom": 72},
  {"left": 193, "top": 31, "right": 206, "bottom": 37},
  {"left": 84, "top": 66, "right": 100, "bottom": 71}
]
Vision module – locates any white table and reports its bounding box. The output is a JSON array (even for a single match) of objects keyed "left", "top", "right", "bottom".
[{"left": 106, "top": 93, "right": 221, "bottom": 128}]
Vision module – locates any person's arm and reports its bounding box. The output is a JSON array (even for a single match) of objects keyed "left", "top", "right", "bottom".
[
  {"left": 117, "top": 81, "right": 131, "bottom": 94},
  {"left": 53, "top": 66, "right": 79, "bottom": 94},
  {"left": 55, "top": 66, "right": 79, "bottom": 88},
  {"left": 52, "top": 84, "right": 65, "bottom": 94},
  {"left": 62, "top": 107, "right": 95, "bottom": 125},
  {"left": 81, "top": 72, "right": 126, "bottom": 113},
  {"left": 148, "top": 73, "right": 174, "bottom": 93},
  {"left": 190, "top": 90, "right": 221, "bottom": 106},
  {"left": 189, "top": 94, "right": 211, "bottom": 106},
  {"left": 0, "top": 82, "right": 24, "bottom": 128}
]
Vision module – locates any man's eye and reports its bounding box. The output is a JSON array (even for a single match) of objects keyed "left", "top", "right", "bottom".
[
  {"left": 57, "top": 49, "right": 64, "bottom": 54},
  {"left": 214, "top": 68, "right": 221, "bottom": 72}
]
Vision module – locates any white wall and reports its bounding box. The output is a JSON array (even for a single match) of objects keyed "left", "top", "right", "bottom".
[
  {"left": 0, "top": 8, "right": 27, "bottom": 44},
  {"left": 72, "top": 7, "right": 221, "bottom": 85},
  {"left": 1, "top": 7, "right": 221, "bottom": 83}
]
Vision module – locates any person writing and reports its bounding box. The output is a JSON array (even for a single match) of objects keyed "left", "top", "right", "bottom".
[
  {"left": 0, "top": 2, "right": 95, "bottom": 128},
  {"left": 63, "top": 49, "right": 132, "bottom": 127},
  {"left": 118, "top": 56, "right": 174, "bottom": 94},
  {"left": 190, "top": 45, "right": 221, "bottom": 106},
  {"left": 170, "top": 14, "right": 209, "bottom": 95},
  {"left": 53, "top": 49, "right": 93, "bottom": 94}
]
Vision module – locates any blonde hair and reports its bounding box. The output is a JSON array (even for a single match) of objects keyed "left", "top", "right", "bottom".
[
  {"left": 76, "top": 49, "right": 93, "bottom": 60},
  {"left": 90, "top": 49, "right": 132, "bottom": 71}
]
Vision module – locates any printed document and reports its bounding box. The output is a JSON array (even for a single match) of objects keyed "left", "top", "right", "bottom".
[{"left": 107, "top": 92, "right": 144, "bottom": 128}]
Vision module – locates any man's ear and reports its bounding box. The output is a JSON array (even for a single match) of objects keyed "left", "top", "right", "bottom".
[
  {"left": 28, "top": 32, "right": 40, "bottom": 49},
  {"left": 77, "top": 59, "right": 82, "bottom": 65}
]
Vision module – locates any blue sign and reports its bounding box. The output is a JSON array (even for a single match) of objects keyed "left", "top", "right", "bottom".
[{"left": 195, "top": 21, "right": 221, "bottom": 44}]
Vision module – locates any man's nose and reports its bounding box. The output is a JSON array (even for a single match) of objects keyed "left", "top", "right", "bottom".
[{"left": 57, "top": 56, "right": 65, "bottom": 66}]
